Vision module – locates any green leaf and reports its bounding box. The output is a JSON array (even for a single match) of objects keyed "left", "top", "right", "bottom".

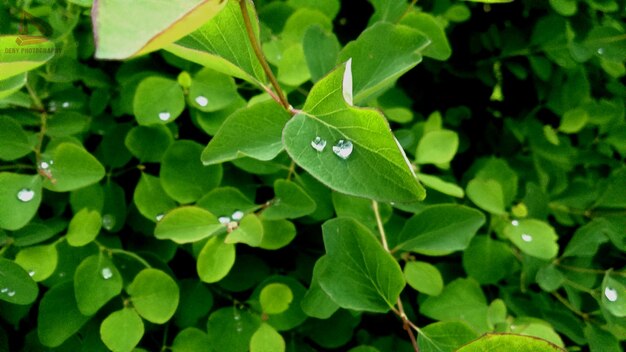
[
  {"left": 0, "top": 36, "right": 56, "bottom": 80},
  {"left": 260, "top": 283, "right": 293, "bottom": 315},
  {"left": 466, "top": 158, "right": 518, "bottom": 213},
  {"left": 394, "top": 204, "right": 485, "bottom": 255},
  {"left": 420, "top": 278, "right": 489, "bottom": 333},
  {"left": 201, "top": 101, "right": 290, "bottom": 165},
  {"left": 38, "top": 282, "right": 90, "bottom": 347},
  {"left": 0, "top": 173, "right": 42, "bottom": 231},
  {"left": 161, "top": 140, "right": 223, "bottom": 203},
  {"left": 46, "top": 111, "right": 91, "bottom": 137},
  {"left": 417, "top": 173, "right": 465, "bottom": 198},
  {"left": 196, "top": 187, "right": 257, "bottom": 217},
  {"left": 562, "top": 218, "right": 608, "bottom": 257},
  {"left": 463, "top": 236, "right": 516, "bottom": 284},
  {"left": 338, "top": 22, "right": 430, "bottom": 102},
  {"left": 66, "top": 208, "right": 102, "bottom": 246},
  {"left": 100, "top": 308, "right": 144, "bottom": 352},
  {"left": 0, "top": 73, "right": 27, "bottom": 100},
  {"left": 259, "top": 219, "right": 296, "bottom": 250},
  {"left": 332, "top": 192, "right": 392, "bottom": 228},
  {"left": 536, "top": 265, "right": 564, "bottom": 292},
  {"left": 125, "top": 125, "right": 174, "bottom": 163},
  {"left": 418, "top": 321, "right": 479, "bottom": 352},
  {"left": 172, "top": 327, "right": 211, "bottom": 352},
  {"left": 167, "top": 0, "right": 267, "bottom": 85},
  {"left": 189, "top": 68, "right": 238, "bottom": 112},
  {"left": 206, "top": 307, "right": 262, "bottom": 352},
  {"left": 74, "top": 255, "right": 122, "bottom": 316},
  {"left": 197, "top": 236, "right": 236, "bottom": 283},
  {"left": 42, "top": 143, "right": 106, "bottom": 192},
  {"left": 14, "top": 244, "right": 58, "bottom": 282},
  {"left": 318, "top": 218, "right": 405, "bottom": 313},
  {"left": 277, "top": 44, "right": 310, "bottom": 86},
  {"left": 93, "top": 0, "right": 227, "bottom": 59},
  {"left": 300, "top": 256, "right": 340, "bottom": 319},
  {"left": 400, "top": 12, "right": 452, "bottom": 61},
  {"left": 456, "top": 333, "right": 566, "bottom": 352},
  {"left": 175, "top": 280, "right": 213, "bottom": 328},
  {"left": 251, "top": 276, "right": 307, "bottom": 331},
  {"left": 0, "top": 257, "right": 38, "bottom": 305},
  {"left": 416, "top": 130, "right": 459, "bottom": 165},
  {"left": 466, "top": 179, "right": 507, "bottom": 215},
  {"left": 134, "top": 173, "right": 177, "bottom": 223},
  {"left": 504, "top": 219, "right": 559, "bottom": 260},
  {"left": 584, "top": 324, "right": 622, "bottom": 352},
  {"left": 0, "top": 115, "right": 31, "bottom": 161},
  {"left": 303, "top": 26, "right": 340, "bottom": 82},
  {"left": 250, "top": 324, "right": 285, "bottom": 352},
  {"left": 559, "top": 108, "right": 588, "bottom": 134},
  {"left": 404, "top": 261, "right": 443, "bottom": 296},
  {"left": 225, "top": 214, "right": 263, "bottom": 247},
  {"left": 282, "top": 60, "right": 425, "bottom": 203},
  {"left": 602, "top": 273, "right": 626, "bottom": 317},
  {"left": 263, "top": 180, "right": 316, "bottom": 220},
  {"left": 127, "top": 268, "right": 179, "bottom": 324},
  {"left": 287, "top": 0, "right": 340, "bottom": 19},
  {"left": 155, "top": 206, "right": 222, "bottom": 244},
  {"left": 509, "top": 318, "right": 564, "bottom": 347},
  {"left": 133, "top": 76, "right": 185, "bottom": 125},
  {"left": 368, "top": 0, "right": 407, "bottom": 24}
]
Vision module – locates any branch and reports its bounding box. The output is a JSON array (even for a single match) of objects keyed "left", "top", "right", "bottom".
[
  {"left": 373, "top": 200, "right": 420, "bottom": 352},
  {"left": 238, "top": 0, "right": 291, "bottom": 112}
]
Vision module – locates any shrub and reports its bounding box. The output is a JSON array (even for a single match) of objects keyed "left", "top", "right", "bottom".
[{"left": 0, "top": 0, "right": 624, "bottom": 351}]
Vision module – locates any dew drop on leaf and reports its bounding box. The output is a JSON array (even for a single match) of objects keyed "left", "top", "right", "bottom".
[
  {"left": 521, "top": 233, "right": 532, "bottom": 242},
  {"left": 101, "top": 267, "right": 113, "bottom": 280},
  {"left": 1, "top": 288, "right": 8, "bottom": 293},
  {"left": 28, "top": 270, "right": 35, "bottom": 277},
  {"left": 195, "top": 96, "right": 209, "bottom": 107},
  {"left": 218, "top": 216, "right": 231, "bottom": 225},
  {"left": 332, "top": 139, "right": 353, "bottom": 159},
  {"left": 605, "top": 287, "right": 618, "bottom": 302},
  {"left": 155, "top": 213, "right": 165, "bottom": 222},
  {"left": 102, "top": 214, "right": 116, "bottom": 230},
  {"left": 511, "top": 220, "right": 519, "bottom": 226},
  {"left": 159, "top": 112, "right": 171, "bottom": 121},
  {"left": 597, "top": 48, "right": 605, "bottom": 55},
  {"left": 62, "top": 102, "right": 70, "bottom": 108},
  {"left": 231, "top": 210, "right": 244, "bottom": 221},
  {"left": 311, "top": 136, "right": 327, "bottom": 152},
  {"left": 7, "top": 291, "right": 15, "bottom": 297},
  {"left": 17, "top": 188, "right": 35, "bottom": 202}
]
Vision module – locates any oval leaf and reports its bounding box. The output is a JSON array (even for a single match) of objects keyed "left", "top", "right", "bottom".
[
  {"left": 127, "top": 268, "right": 180, "bottom": 324},
  {"left": 155, "top": 206, "right": 222, "bottom": 244},
  {"left": 74, "top": 254, "right": 122, "bottom": 316},
  {"left": 0, "top": 257, "right": 39, "bottom": 305},
  {"left": 100, "top": 308, "right": 144, "bottom": 352},
  {"left": 0, "top": 173, "right": 42, "bottom": 231}
]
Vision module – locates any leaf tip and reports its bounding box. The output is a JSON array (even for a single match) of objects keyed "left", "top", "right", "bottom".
[{"left": 342, "top": 58, "right": 353, "bottom": 106}]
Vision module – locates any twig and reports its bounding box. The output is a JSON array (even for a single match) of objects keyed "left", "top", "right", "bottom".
[
  {"left": 373, "top": 200, "right": 419, "bottom": 352},
  {"left": 238, "top": 0, "right": 291, "bottom": 112}
]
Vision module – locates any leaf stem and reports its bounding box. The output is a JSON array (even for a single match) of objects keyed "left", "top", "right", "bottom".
[
  {"left": 109, "top": 248, "right": 152, "bottom": 269},
  {"left": 373, "top": 200, "right": 419, "bottom": 352},
  {"left": 238, "top": 0, "right": 291, "bottom": 112}
]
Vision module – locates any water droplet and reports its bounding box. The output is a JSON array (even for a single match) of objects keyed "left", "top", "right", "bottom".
[
  {"left": 511, "top": 220, "right": 519, "bottom": 226},
  {"left": 101, "top": 267, "right": 113, "bottom": 280},
  {"left": 231, "top": 210, "right": 244, "bottom": 221},
  {"left": 59, "top": 272, "right": 66, "bottom": 277},
  {"left": 332, "top": 139, "right": 353, "bottom": 159},
  {"left": 1, "top": 288, "right": 7, "bottom": 293},
  {"left": 218, "top": 216, "right": 231, "bottom": 225},
  {"left": 311, "top": 136, "right": 327, "bottom": 152},
  {"left": 155, "top": 213, "right": 165, "bottom": 222},
  {"left": 158, "top": 112, "right": 171, "bottom": 121},
  {"left": 605, "top": 287, "right": 618, "bottom": 302},
  {"left": 7, "top": 291, "right": 15, "bottom": 297},
  {"left": 195, "top": 96, "right": 209, "bottom": 107},
  {"left": 521, "top": 233, "right": 532, "bottom": 242},
  {"left": 62, "top": 102, "right": 70, "bottom": 108},
  {"left": 17, "top": 188, "right": 35, "bottom": 202},
  {"left": 597, "top": 48, "right": 605, "bottom": 55},
  {"left": 28, "top": 270, "right": 35, "bottom": 277},
  {"left": 234, "top": 314, "right": 241, "bottom": 321},
  {"left": 39, "top": 161, "right": 50, "bottom": 170},
  {"left": 102, "top": 214, "right": 116, "bottom": 230}
]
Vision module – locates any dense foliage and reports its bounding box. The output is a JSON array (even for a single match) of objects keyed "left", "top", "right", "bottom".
[{"left": 0, "top": 0, "right": 625, "bottom": 351}]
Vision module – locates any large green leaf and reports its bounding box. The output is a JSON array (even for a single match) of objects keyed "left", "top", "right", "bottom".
[
  {"left": 0, "top": 257, "right": 39, "bottom": 305},
  {"left": 38, "top": 282, "right": 90, "bottom": 347},
  {"left": 92, "top": 0, "right": 227, "bottom": 59},
  {"left": 100, "top": 308, "right": 144, "bottom": 352},
  {"left": 42, "top": 143, "right": 106, "bottom": 192},
  {"left": 317, "top": 218, "right": 405, "bottom": 313},
  {"left": 133, "top": 76, "right": 185, "bottom": 126},
  {"left": 393, "top": 204, "right": 485, "bottom": 255},
  {"left": 456, "top": 333, "right": 566, "bottom": 352},
  {"left": 166, "top": 0, "right": 267, "bottom": 85},
  {"left": 201, "top": 100, "right": 290, "bottom": 165},
  {"left": 504, "top": 219, "right": 559, "bottom": 260},
  {"left": 300, "top": 256, "right": 340, "bottom": 319},
  {"left": 0, "top": 115, "right": 31, "bottom": 161},
  {"left": 0, "top": 36, "right": 56, "bottom": 80},
  {"left": 282, "top": 60, "right": 425, "bottom": 203},
  {"left": 155, "top": 206, "right": 222, "bottom": 244},
  {"left": 338, "top": 22, "right": 430, "bottom": 103},
  {"left": 0, "top": 173, "right": 42, "bottom": 231},
  {"left": 74, "top": 255, "right": 122, "bottom": 316},
  {"left": 127, "top": 268, "right": 179, "bottom": 324}
]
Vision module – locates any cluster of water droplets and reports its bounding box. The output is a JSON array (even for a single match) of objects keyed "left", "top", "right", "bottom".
[
  {"left": 218, "top": 210, "right": 245, "bottom": 225},
  {"left": 17, "top": 188, "right": 35, "bottom": 203},
  {"left": 310, "top": 136, "right": 354, "bottom": 160},
  {"left": 101, "top": 267, "right": 113, "bottom": 280},
  {"left": 604, "top": 286, "right": 618, "bottom": 302},
  {"left": 39, "top": 159, "right": 54, "bottom": 171},
  {"left": 1, "top": 287, "right": 16, "bottom": 297}
]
